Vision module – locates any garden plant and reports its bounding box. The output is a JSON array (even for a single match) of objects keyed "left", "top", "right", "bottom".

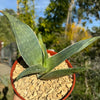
[{"left": 0, "top": 11, "right": 100, "bottom": 100}]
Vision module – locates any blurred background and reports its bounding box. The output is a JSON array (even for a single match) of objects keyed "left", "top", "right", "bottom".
[{"left": 0, "top": 0, "right": 100, "bottom": 100}]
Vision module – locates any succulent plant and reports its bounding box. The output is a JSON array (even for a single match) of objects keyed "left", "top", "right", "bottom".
[{"left": 0, "top": 11, "right": 100, "bottom": 81}]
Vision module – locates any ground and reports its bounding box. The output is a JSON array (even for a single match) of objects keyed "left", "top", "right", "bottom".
[{"left": 0, "top": 63, "right": 14, "bottom": 100}]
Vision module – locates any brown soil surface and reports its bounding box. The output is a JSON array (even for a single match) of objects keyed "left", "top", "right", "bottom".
[{"left": 12, "top": 54, "right": 73, "bottom": 100}]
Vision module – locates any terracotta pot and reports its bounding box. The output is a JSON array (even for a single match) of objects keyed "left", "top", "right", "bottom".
[{"left": 10, "top": 50, "right": 76, "bottom": 100}]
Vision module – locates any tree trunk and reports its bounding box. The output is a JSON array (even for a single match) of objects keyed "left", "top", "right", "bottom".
[
  {"left": 17, "top": 0, "right": 20, "bottom": 16},
  {"left": 65, "top": 0, "right": 75, "bottom": 38}
]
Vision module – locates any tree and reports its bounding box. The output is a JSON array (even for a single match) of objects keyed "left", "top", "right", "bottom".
[
  {"left": 64, "top": 0, "right": 100, "bottom": 37},
  {"left": 72, "top": 0, "right": 100, "bottom": 25},
  {"left": 45, "top": 0, "right": 69, "bottom": 29},
  {"left": 88, "top": 26, "right": 100, "bottom": 58},
  {"left": 38, "top": 0, "right": 69, "bottom": 34},
  {"left": 91, "top": 27, "right": 100, "bottom": 36},
  {"left": 51, "top": 23, "right": 92, "bottom": 51},
  {"left": 38, "top": 0, "right": 100, "bottom": 35},
  {"left": 66, "top": 23, "right": 92, "bottom": 43},
  {"left": 17, "top": 0, "right": 35, "bottom": 30},
  {"left": 65, "top": 0, "right": 74, "bottom": 37}
]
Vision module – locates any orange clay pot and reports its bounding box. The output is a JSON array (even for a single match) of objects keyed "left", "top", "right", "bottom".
[{"left": 10, "top": 50, "right": 76, "bottom": 100}]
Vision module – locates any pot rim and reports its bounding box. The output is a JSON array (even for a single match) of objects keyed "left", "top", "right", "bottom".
[{"left": 10, "top": 50, "right": 76, "bottom": 100}]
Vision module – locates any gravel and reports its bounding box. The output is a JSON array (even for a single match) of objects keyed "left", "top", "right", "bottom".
[{"left": 12, "top": 54, "right": 73, "bottom": 100}]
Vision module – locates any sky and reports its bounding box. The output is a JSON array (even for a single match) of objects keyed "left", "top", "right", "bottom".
[
  {"left": 0, "top": 0, "right": 17, "bottom": 11},
  {"left": 35, "top": 0, "right": 50, "bottom": 17},
  {"left": 0, "top": 0, "right": 100, "bottom": 30},
  {"left": 0, "top": 0, "right": 50, "bottom": 19}
]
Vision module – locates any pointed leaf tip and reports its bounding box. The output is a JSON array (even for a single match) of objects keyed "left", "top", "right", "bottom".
[
  {"left": 45, "top": 37, "right": 100, "bottom": 72},
  {"left": 38, "top": 34, "right": 48, "bottom": 63},
  {"left": 2, "top": 11, "right": 43, "bottom": 66},
  {"left": 40, "top": 67, "right": 87, "bottom": 80}
]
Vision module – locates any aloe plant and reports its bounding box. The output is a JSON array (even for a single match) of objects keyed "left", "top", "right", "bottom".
[{"left": 0, "top": 11, "right": 100, "bottom": 81}]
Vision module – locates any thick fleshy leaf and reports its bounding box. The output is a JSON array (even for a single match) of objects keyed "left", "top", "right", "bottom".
[
  {"left": 38, "top": 34, "right": 48, "bottom": 64},
  {"left": 40, "top": 67, "right": 87, "bottom": 80},
  {"left": 45, "top": 37, "right": 100, "bottom": 72},
  {"left": 16, "top": 65, "right": 46, "bottom": 81},
  {"left": 2, "top": 11, "right": 43, "bottom": 66}
]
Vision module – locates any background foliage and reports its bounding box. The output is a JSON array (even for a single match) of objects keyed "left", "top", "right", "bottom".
[
  {"left": 17, "top": 0, "right": 36, "bottom": 30},
  {"left": 0, "top": 9, "right": 16, "bottom": 46}
]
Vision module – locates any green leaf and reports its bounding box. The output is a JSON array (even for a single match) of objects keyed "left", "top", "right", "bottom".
[
  {"left": 38, "top": 34, "right": 48, "bottom": 64},
  {"left": 2, "top": 11, "right": 43, "bottom": 66},
  {"left": 45, "top": 37, "right": 100, "bottom": 72},
  {"left": 16, "top": 64, "right": 46, "bottom": 81},
  {"left": 40, "top": 67, "right": 87, "bottom": 80}
]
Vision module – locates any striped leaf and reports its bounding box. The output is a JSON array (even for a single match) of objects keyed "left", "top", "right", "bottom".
[
  {"left": 45, "top": 37, "right": 100, "bottom": 72},
  {"left": 16, "top": 64, "right": 46, "bottom": 81},
  {"left": 38, "top": 34, "right": 48, "bottom": 64},
  {"left": 40, "top": 67, "right": 87, "bottom": 80},
  {"left": 2, "top": 11, "right": 43, "bottom": 66}
]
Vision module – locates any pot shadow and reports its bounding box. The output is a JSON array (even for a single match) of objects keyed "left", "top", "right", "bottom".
[
  {"left": 13, "top": 56, "right": 32, "bottom": 83},
  {"left": 17, "top": 56, "right": 29, "bottom": 68},
  {"left": 1, "top": 87, "right": 8, "bottom": 100}
]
